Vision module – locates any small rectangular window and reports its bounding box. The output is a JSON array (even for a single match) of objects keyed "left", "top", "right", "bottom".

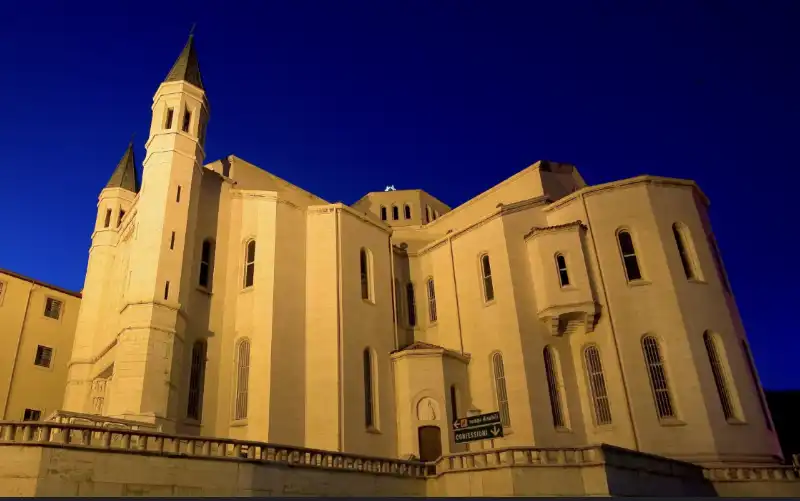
[
  {"left": 556, "top": 254, "right": 570, "bottom": 287},
  {"left": 176, "top": 185, "right": 182, "bottom": 203},
  {"left": 44, "top": 297, "right": 62, "bottom": 320},
  {"left": 170, "top": 231, "right": 176, "bottom": 250},
  {"left": 182, "top": 109, "right": 192, "bottom": 133},
  {"left": 34, "top": 345, "right": 53, "bottom": 368},
  {"left": 117, "top": 209, "right": 126, "bottom": 227},
  {"left": 23, "top": 409, "right": 41, "bottom": 421},
  {"left": 104, "top": 209, "right": 112, "bottom": 228},
  {"left": 164, "top": 281, "right": 170, "bottom": 300},
  {"left": 165, "top": 108, "right": 174, "bottom": 129}
]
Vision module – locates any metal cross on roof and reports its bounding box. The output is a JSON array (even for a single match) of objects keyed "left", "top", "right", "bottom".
[{"left": 384, "top": 185, "right": 396, "bottom": 191}]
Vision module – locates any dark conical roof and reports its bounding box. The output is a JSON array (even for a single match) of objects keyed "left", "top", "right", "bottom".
[
  {"left": 164, "top": 34, "right": 204, "bottom": 89},
  {"left": 106, "top": 142, "right": 140, "bottom": 193}
]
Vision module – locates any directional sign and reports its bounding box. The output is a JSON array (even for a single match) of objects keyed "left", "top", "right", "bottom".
[
  {"left": 452, "top": 411, "right": 501, "bottom": 431},
  {"left": 454, "top": 423, "right": 504, "bottom": 444}
]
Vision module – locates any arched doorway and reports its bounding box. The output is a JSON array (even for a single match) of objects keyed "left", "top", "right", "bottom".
[{"left": 417, "top": 425, "right": 442, "bottom": 462}]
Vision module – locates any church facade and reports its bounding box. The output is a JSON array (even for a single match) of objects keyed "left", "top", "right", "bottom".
[{"left": 58, "top": 35, "right": 782, "bottom": 470}]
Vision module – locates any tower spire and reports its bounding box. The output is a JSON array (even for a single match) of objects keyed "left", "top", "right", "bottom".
[
  {"left": 164, "top": 29, "right": 204, "bottom": 89},
  {"left": 105, "top": 140, "right": 140, "bottom": 193}
]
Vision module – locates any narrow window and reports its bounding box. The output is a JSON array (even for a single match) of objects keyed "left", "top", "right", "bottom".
[
  {"left": 182, "top": 109, "right": 192, "bottom": 133},
  {"left": 404, "top": 204, "right": 411, "bottom": 219},
  {"left": 176, "top": 185, "right": 182, "bottom": 203},
  {"left": 709, "top": 236, "right": 731, "bottom": 292},
  {"left": 617, "top": 230, "right": 642, "bottom": 281},
  {"left": 165, "top": 107, "right": 174, "bottom": 129},
  {"left": 426, "top": 277, "right": 437, "bottom": 323},
  {"left": 703, "top": 331, "right": 737, "bottom": 421},
  {"left": 642, "top": 335, "right": 676, "bottom": 419},
  {"left": 164, "top": 281, "right": 170, "bottom": 300},
  {"left": 363, "top": 348, "right": 376, "bottom": 428},
  {"left": 434, "top": 210, "right": 439, "bottom": 220},
  {"left": 555, "top": 253, "right": 570, "bottom": 287},
  {"left": 44, "top": 298, "right": 63, "bottom": 320},
  {"left": 450, "top": 385, "right": 458, "bottom": 419},
  {"left": 672, "top": 224, "right": 696, "bottom": 280},
  {"left": 170, "top": 231, "right": 176, "bottom": 250},
  {"left": 187, "top": 341, "right": 207, "bottom": 420},
  {"left": 741, "top": 340, "right": 773, "bottom": 430},
  {"left": 104, "top": 209, "right": 112, "bottom": 228},
  {"left": 243, "top": 240, "right": 256, "bottom": 288},
  {"left": 492, "top": 352, "right": 511, "bottom": 427},
  {"left": 425, "top": 206, "right": 431, "bottom": 224},
  {"left": 480, "top": 254, "right": 495, "bottom": 302},
  {"left": 234, "top": 339, "right": 251, "bottom": 420},
  {"left": 406, "top": 283, "right": 417, "bottom": 327},
  {"left": 584, "top": 345, "right": 612, "bottom": 425},
  {"left": 392, "top": 205, "right": 399, "bottom": 220},
  {"left": 117, "top": 209, "right": 126, "bottom": 227},
  {"left": 34, "top": 345, "right": 53, "bottom": 368},
  {"left": 380, "top": 206, "right": 387, "bottom": 221},
  {"left": 543, "top": 346, "right": 566, "bottom": 428},
  {"left": 23, "top": 409, "right": 41, "bottom": 421},
  {"left": 360, "top": 248, "right": 371, "bottom": 301},
  {"left": 394, "top": 279, "right": 404, "bottom": 326},
  {"left": 199, "top": 239, "right": 214, "bottom": 289}
]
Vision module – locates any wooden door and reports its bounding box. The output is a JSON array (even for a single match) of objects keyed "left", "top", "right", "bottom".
[{"left": 417, "top": 425, "right": 442, "bottom": 461}]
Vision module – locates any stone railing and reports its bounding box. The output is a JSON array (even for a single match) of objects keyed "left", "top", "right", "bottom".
[
  {"left": 44, "top": 410, "right": 161, "bottom": 432},
  {"left": 432, "top": 445, "right": 605, "bottom": 475},
  {"left": 703, "top": 466, "right": 799, "bottom": 482},
  {"left": 0, "top": 421, "right": 431, "bottom": 478}
]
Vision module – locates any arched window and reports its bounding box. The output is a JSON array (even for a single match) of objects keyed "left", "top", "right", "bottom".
[
  {"left": 449, "top": 384, "right": 458, "bottom": 420},
  {"left": 360, "top": 248, "right": 372, "bottom": 301},
  {"left": 543, "top": 346, "right": 566, "bottom": 428},
  {"left": 555, "top": 253, "right": 570, "bottom": 287},
  {"left": 703, "top": 331, "right": 738, "bottom": 421},
  {"left": 187, "top": 340, "right": 207, "bottom": 420},
  {"left": 433, "top": 210, "right": 439, "bottom": 220},
  {"left": 740, "top": 339, "right": 773, "bottom": 430},
  {"left": 617, "top": 230, "right": 642, "bottom": 281},
  {"left": 641, "top": 335, "right": 675, "bottom": 419},
  {"left": 492, "top": 352, "right": 511, "bottom": 427},
  {"left": 672, "top": 223, "right": 697, "bottom": 280},
  {"left": 199, "top": 239, "right": 215, "bottom": 289},
  {"left": 425, "top": 205, "right": 432, "bottom": 224},
  {"left": 404, "top": 204, "right": 411, "bottom": 219},
  {"left": 426, "top": 277, "right": 437, "bottom": 323},
  {"left": 234, "top": 338, "right": 251, "bottom": 420},
  {"left": 243, "top": 240, "right": 256, "bottom": 288},
  {"left": 392, "top": 205, "right": 399, "bottom": 220},
  {"left": 480, "top": 254, "right": 495, "bottom": 302},
  {"left": 363, "top": 348, "right": 377, "bottom": 428},
  {"left": 584, "top": 345, "right": 612, "bottom": 425},
  {"left": 380, "top": 206, "right": 387, "bottom": 221},
  {"left": 406, "top": 283, "right": 417, "bottom": 327}
]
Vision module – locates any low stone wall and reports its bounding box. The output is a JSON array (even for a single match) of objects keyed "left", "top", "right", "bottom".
[{"left": 1, "top": 421, "right": 798, "bottom": 497}]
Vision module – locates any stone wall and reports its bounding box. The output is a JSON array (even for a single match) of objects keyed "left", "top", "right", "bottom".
[{"left": 0, "top": 421, "right": 798, "bottom": 497}]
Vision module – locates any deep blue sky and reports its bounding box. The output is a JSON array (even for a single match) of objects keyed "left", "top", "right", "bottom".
[{"left": 1, "top": 1, "right": 797, "bottom": 389}]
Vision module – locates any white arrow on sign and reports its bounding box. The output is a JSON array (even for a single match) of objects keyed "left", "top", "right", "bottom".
[{"left": 490, "top": 426, "right": 501, "bottom": 437}]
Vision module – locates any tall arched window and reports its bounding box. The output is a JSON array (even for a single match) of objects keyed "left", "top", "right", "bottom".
[
  {"left": 406, "top": 283, "right": 417, "bottom": 327},
  {"left": 641, "top": 335, "right": 675, "bottom": 419},
  {"left": 555, "top": 253, "right": 570, "bottom": 287},
  {"left": 199, "top": 239, "right": 215, "bottom": 289},
  {"left": 426, "top": 277, "right": 437, "bottom": 323},
  {"left": 617, "top": 230, "right": 642, "bottom": 281},
  {"left": 404, "top": 204, "right": 411, "bottom": 219},
  {"left": 584, "top": 345, "right": 612, "bottom": 425},
  {"left": 363, "top": 348, "right": 377, "bottom": 428},
  {"left": 187, "top": 341, "right": 207, "bottom": 420},
  {"left": 360, "top": 248, "right": 372, "bottom": 301},
  {"left": 392, "top": 205, "right": 399, "bottom": 220},
  {"left": 380, "top": 206, "right": 387, "bottom": 221},
  {"left": 243, "top": 239, "right": 256, "bottom": 288},
  {"left": 672, "top": 223, "right": 697, "bottom": 280},
  {"left": 740, "top": 339, "right": 773, "bottom": 430},
  {"left": 543, "top": 346, "right": 566, "bottom": 428},
  {"left": 492, "top": 352, "right": 511, "bottom": 427},
  {"left": 449, "top": 384, "right": 458, "bottom": 420},
  {"left": 480, "top": 254, "right": 495, "bottom": 302},
  {"left": 234, "top": 338, "right": 251, "bottom": 420},
  {"left": 703, "top": 331, "right": 738, "bottom": 421}
]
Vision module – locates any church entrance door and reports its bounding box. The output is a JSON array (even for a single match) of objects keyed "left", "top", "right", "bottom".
[{"left": 417, "top": 425, "right": 442, "bottom": 462}]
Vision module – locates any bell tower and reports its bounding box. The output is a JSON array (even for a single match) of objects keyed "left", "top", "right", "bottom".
[{"left": 103, "top": 34, "right": 209, "bottom": 431}]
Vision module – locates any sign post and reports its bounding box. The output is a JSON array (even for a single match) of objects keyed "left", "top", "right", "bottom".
[{"left": 452, "top": 411, "right": 504, "bottom": 445}]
